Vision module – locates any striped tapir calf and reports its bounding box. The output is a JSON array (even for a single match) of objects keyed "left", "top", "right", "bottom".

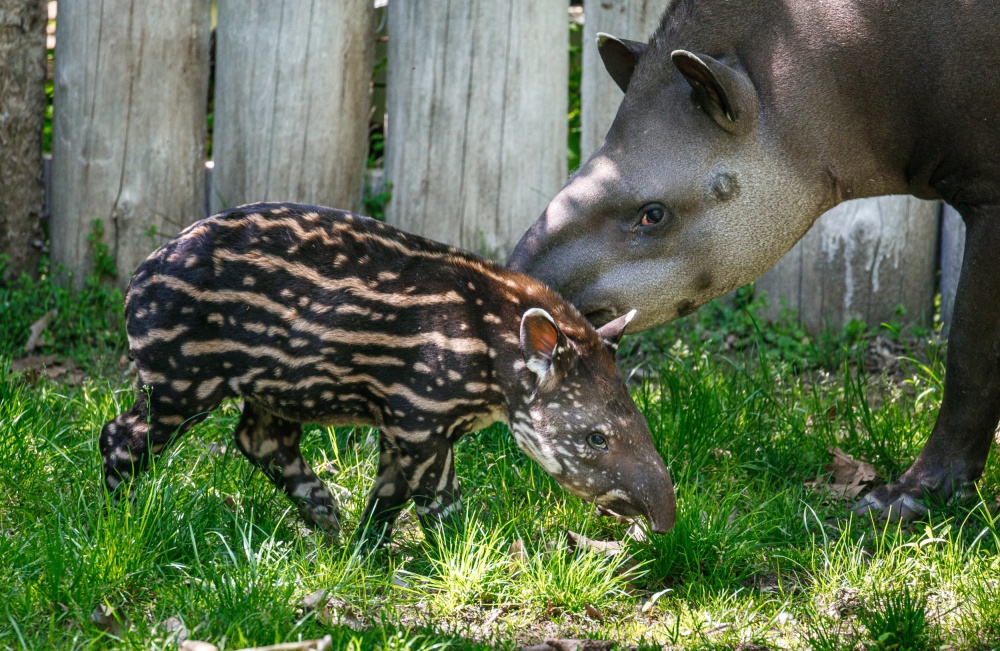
[{"left": 101, "top": 202, "right": 675, "bottom": 542}]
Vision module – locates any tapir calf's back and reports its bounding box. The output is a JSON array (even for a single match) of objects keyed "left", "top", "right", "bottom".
[{"left": 123, "top": 203, "right": 505, "bottom": 433}]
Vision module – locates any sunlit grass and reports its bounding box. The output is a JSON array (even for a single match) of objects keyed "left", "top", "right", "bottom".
[{"left": 2, "top": 309, "right": 998, "bottom": 649}]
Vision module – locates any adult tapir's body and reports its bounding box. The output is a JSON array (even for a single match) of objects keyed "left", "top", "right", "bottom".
[{"left": 509, "top": 0, "right": 1000, "bottom": 520}]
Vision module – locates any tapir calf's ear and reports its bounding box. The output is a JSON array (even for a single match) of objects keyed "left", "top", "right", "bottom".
[
  {"left": 598, "top": 33, "right": 647, "bottom": 93},
  {"left": 520, "top": 308, "right": 567, "bottom": 389},
  {"left": 671, "top": 50, "right": 758, "bottom": 135},
  {"left": 596, "top": 310, "right": 637, "bottom": 353}
]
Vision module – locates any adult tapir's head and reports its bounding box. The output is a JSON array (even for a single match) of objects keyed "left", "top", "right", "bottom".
[{"left": 508, "top": 4, "right": 839, "bottom": 332}]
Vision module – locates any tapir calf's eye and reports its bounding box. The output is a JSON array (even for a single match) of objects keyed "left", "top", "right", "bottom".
[
  {"left": 639, "top": 203, "right": 667, "bottom": 227},
  {"left": 587, "top": 432, "right": 609, "bottom": 451}
]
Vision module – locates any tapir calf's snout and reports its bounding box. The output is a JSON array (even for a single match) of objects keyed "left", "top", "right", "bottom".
[
  {"left": 612, "top": 464, "right": 676, "bottom": 535},
  {"left": 644, "top": 469, "right": 677, "bottom": 534}
]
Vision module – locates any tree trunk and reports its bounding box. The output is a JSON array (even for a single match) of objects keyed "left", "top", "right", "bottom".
[
  {"left": 385, "top": 0, "right": 568, "bottom": 260},
  {"left": 211, "top": 0, "right": 375, "bottom": 215},
  {"left": 755, "top": 197, "right": 940, "bottom": 333},
  {"left": 0, "top": 0, "right": 46, "bottom": 280},
  {"left": 580, "top": 0, "right": 667, "bottom": 160},
  {"left": 50, "top": 0, "right": 210, "bottom": 289}
]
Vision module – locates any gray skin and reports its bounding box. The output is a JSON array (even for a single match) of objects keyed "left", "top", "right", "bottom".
[{"left": 509, "top": 0, "right": 1000, "bottom": 521}]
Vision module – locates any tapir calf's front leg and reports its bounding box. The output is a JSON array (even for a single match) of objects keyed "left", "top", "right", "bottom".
[
  {"left": 407, "top": 445, "right": 462, "bottom": 533},
  {"left": 357, "top": 436, "right": 412, "bottom": 544},
  {"left": 856, "top": 208, "right": 1000, "bottom": 520}
]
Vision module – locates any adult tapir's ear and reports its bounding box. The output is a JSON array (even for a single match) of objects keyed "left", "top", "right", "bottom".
[
  {"left": 598, "top": 33, "right": 647, "bottom": 93},
  {"left": 671, "top": 50, "right": 758, "bottom": 135},
  {"left": 520, "top": 308, "right": 571, "bottom": 390},
  {"left": 596, "top": 310, "right": 637, "bottom": 353}
]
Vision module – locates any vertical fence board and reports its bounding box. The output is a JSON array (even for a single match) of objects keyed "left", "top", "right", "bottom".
[
  {"left": 212, "top": 0, "right": 375, "bottom": 215},
  {"left": 580, "top": 0, "right": 668, "bottom": 160},
  {"left": 0, "top": 0, "right": 47, "bottom": 280},
  {"left": 385, "top": 0, "right": 567, "bottom": 259},
  {"left": 755, "top": 197, "right": 940, "bottom": 332},
  {"left": 939, "top": 203, "right": 965, "bottom": 334},
  {"left": 50, "top": 0, "right": 210, "bottom": 288}
]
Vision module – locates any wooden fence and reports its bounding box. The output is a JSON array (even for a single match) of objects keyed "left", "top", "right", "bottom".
[{"left": 5, "top": 0, "right": 966, "bottom": 334}]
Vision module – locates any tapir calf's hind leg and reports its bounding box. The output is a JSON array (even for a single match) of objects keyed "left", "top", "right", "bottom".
[{"left": 100, "top": 389, "right": 206, "bottom": 492}]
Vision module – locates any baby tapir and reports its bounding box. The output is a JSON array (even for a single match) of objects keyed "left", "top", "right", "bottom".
[{"left": 101, "top": 202, "right": 675, "bottom": 541}]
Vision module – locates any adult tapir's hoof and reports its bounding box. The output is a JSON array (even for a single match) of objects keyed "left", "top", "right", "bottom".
[
  {"left": 852, "top": 487, "right": 929, "bottom": 522},
  {"left": 851, "top": 465, "right": 974, "bottom": 522}
]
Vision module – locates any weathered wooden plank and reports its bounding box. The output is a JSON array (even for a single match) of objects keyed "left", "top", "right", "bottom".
[
  {"left": 755, "top": 196, "right": 940, "bottom": 332},
  {"left": 384, "top": 0, "right": 567, "bottom": 260},
  {"left": 0, "top": 0, "right": 47, "bottom": 280},
  {"left": 939, "top": 203, "right": 965, "bottom": 334},
  {"left": 580, "top": 0, "right": 668, "bottom": 160},
  {"left": 212, "top": 0, "right": 375, "bottom": 215},
  {"left": 50, "top": 0, "right": 210, "bottom": 289}
]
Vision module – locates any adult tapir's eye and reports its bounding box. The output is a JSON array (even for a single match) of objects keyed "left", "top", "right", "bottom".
[
  {"left": 639, "top": 203, "right": 667, "bottom": 227},
  {"left": 587, "top": 432, "right": 609, "bottom": 451}
]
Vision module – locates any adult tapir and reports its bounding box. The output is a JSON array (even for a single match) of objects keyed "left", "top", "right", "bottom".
[{"left": 508, "top": 0, "right": 1000, "bottom": 521}]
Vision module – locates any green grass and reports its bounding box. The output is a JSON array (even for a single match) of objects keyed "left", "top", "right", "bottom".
[{"left": 2, "top": 290, "right": 999, "bottom": 650}]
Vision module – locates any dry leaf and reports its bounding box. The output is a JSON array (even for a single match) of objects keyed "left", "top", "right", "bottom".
[
  {"left": 584, "top": 603, "right": 604, "bottom": 621},
  {"left": 543, "top": 639, "right": 614, "bottom": 651},
  {"left": 10, "top": 355, "right": 85, "bottom": 386},
  {"left": 565, "top": 531, "right": 624, "bottom": 556},
  {"left": 10, "top": 354, "right": 57, "bottom": 374},
  {"left": 625, "top": 522, "right": 647, "bottom": 542},
  {"left": 205, "top": 442, "right": 228, "bottom": 456},
  {"left": 300, "top": 590, "right": 362, "bottom": 629},
  {"left": 90, "top": 603, "right": 124, "bottom": 636},
  {"left": 230, "top": 635, "right": 333, "bottom": 651},
  {"left": 180, "top": 641, "right": 219, "bottom": 651},
  {"left": 864, "top": 335, "right": 903, "bottom": 375},
  {"left": 733, "top": 644, "right": 771, "bottom": 651},
  {"left": 24, "top": 310, "right": 56, "bottom": 352},
  {"left": 594, "top": 504, "right": 635, "bottom": 524},
  {"left": 317, "top": 461, "right": 339, "bottom": 475},
  {"left": 301, "top": 589, "right": 328, "bottom": 613},
  {"left": 508, "top": 538, "right": 528, "bottom": 564},
  {"left": 163, "top": 616, "right": 189, "bottom": 643},
  {"left": 482, "top": 607, "right": 502, "bottom": 628},
  {"left": 641, "top": 587, "right": 673, "bottom": 617},
  {"left": 807, "top": 446, "right": 880, "bottom": 499}
]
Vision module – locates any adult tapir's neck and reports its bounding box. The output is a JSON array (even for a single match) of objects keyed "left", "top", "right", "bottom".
[{"left": 657, "top": 0, "right": 1000, "bottom": 207}]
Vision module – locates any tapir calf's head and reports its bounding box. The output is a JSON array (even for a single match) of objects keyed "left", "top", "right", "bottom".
[
  {"left": 513, "top": 308, "right": 675, "bottom": 534},
  {"left": 509, "top": 32, "right": 823, "bottom": 332}
]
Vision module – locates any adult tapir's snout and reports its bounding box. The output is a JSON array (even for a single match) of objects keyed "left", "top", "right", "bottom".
[
  {"left": 508, "top": 154, "right": 638, "bottom": 327},
  {"left": 508, "top": 193, "right": 584, "bottom": 291}
]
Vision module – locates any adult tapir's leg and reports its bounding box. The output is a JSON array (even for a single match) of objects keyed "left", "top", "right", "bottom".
[{"left": 856, "top": 208, "right": 1000, "bottom": 520}]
